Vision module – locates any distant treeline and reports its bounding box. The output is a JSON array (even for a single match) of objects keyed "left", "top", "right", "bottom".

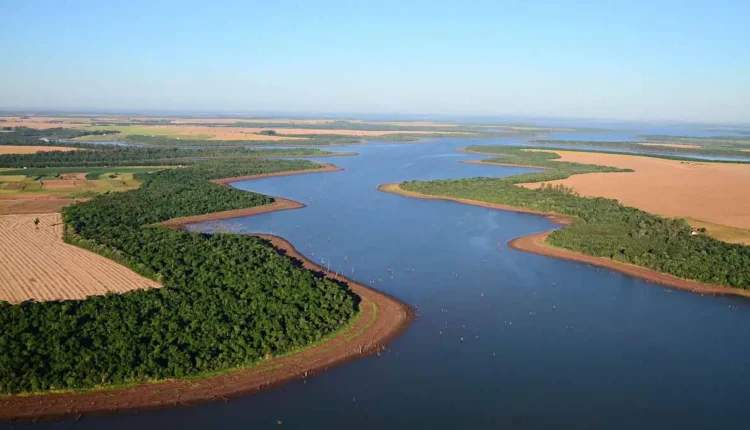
[
  {"left": 402, "top": 146, "right": 750, "bottom": 288},
  {"left": 4, "top": 126, "right": 119, "bottom": 140},
  {"left": 531, "top": 140, "right": 750, "bottom": 159},
  {"left": 0, "top": 158, "right": 358, "bottom": 394},
  {"left": 0, "top": 144, "right": 338, "bottom": 168},
  {"left": 125, "top": 134, "right": 362, "bottom": 147},
  {"left": 636, "top": 135, "right": 750, "bottom": 148}
]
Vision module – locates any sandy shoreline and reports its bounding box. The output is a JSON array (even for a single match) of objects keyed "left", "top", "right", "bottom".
[
  {"left": 1, "top": 163, "right": 413, "bottom": 421},
  {"left": 378, "top": 183, "right": 750, "bottom": 298}
]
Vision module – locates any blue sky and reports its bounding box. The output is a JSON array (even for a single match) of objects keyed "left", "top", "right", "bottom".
[{"left": 1, "top": 0, "right": 748, "bottom": 123}]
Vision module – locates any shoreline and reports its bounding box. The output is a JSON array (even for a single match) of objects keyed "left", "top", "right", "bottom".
[
  {"left": 1, "top": 163, "right": 413, "bottom": 421},
  {"left": 378, "top": 182, "right": 750, "bottom": 299},
  {"left": 378, "top": 183, "right": 573, "bottom": 226},
  {"left": 509, "top": 231, "right": 750, "bottom": 298}
]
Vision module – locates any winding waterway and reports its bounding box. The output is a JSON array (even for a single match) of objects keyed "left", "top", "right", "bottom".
[{"left": 9, "top": 136, "right": 750, "bottom": 429}]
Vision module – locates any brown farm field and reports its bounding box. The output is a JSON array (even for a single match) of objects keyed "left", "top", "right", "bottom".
[
  {"left": 0, "top": 145, "right": 79, "bottom": 154},
  {"left": 0, "top": 213, "right": 161, "bottom": 303},
  {"left": 519, "top": 150, "right": 750, "bottom": 238},
  {"left": 74, "top": 124, "right": 459, "bottom": 141},
  {"left": 0, "top": 195, "right": 85, "bottom": 215}
]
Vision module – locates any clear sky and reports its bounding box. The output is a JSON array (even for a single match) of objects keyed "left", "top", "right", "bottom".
[{"left": 1, "top": 0, "right": 748, "bottom": 123}]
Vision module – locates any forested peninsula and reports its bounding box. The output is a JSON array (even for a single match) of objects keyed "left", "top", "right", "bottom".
[
  {"left": 0, "top": 135, "right": 410, "bottom": 405},
  {"left": 394, "top": 146, "right": 750, "bottom": 290}
]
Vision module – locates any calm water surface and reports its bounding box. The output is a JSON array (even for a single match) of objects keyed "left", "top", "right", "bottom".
[{"left": 9, "top": 135, "right": 750, "bottom": 429}]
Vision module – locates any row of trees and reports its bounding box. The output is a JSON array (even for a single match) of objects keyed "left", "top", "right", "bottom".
[
  {"left": 0, "top": 140, "right": 335, "bottom": 168},
  {"left": 6, "top": 126, "right": 119, "bottom": 139},
  {"left": 0, "top": 158, "right": 358, "bottom": 394},
  {"left": 532, "top": 139, "right": 750, "bottom": 159},
  {"left": 402, "top": 146, "right": 750, "bottom": 288}
]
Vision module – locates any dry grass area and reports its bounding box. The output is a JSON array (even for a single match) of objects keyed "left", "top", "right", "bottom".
[
  {"left": 639, "top": 142, "right": 702, "bottom": 149},
  {"left": 0, "top": 213, "right": 161, "bottom": 303},
  {"left": 0, "top": 145, "right": 80, "bottom": 154},
  {"left": 520, "top": 150, "right": 750, "bottom": 235}
]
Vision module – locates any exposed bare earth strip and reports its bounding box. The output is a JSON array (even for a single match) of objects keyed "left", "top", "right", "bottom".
[
  {"left": 1, "top": 163, "right": 413, "bottom": 421},
  {"left": 0, "top": 213, "right": 161, "bottom": 303},
  {"left": 378, "top": 183, "right": 749, "bottom": 298}
]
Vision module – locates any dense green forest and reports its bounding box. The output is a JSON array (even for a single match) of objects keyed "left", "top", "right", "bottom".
[
  {"left": 4, "top": 126, "right": 119, "bottom": 140},
  {"left": 402, "top": 146, "right": 750, "bottom": 288},
  {"left": 530, "top": 140, "right": 750, "bottom": 159},
  {"left": 0, "top": 158, "right": 359, "bottom": 394},
  {"left": 0, "top": 142, "right": 339, "bottom": 168},
  {"left": 0, "top": 130, "right": 99, "bottom": 148}
]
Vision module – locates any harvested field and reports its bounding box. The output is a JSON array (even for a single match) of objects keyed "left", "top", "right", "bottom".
[
  {"left": 0, "top": 213, "right": 161, "bottom": 303},
  {"left": 0, "top": 195, "right": 83, "bottom": 214},
  {"left": 76, "top": 124, "right": 466, "bottom": 140},
  {"left": 40, "top": 179, "right": 77, "bottom": 189},
  {"left": 2, "top": 183, "right": 25, "bottom": 191},
  {"left": 0, "top": 120, "right": 87, "bottom": 129},
  {"left": 520, "top": 150, "right": 750, "bottom": 231},
  {"left": 0, "top": 145, "right": 79, "bottom": 154},
  {"left": 639, "top": 142, "right": 702, "bottom": 149},
  {"left": 75, "top": 125, "right": 301, "bottom": 141}
]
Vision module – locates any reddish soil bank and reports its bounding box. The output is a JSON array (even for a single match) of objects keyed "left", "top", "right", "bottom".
[
  {"left": 1, "top": 163, "right": 413, "bottom": 422},
  {"left": 379, "top": 183, "right": 750, "bottom": 299},
  {"left": 509, "top": 231, "right": 750, "bottom": 299}
]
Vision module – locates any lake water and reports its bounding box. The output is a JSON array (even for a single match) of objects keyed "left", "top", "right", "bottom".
[{"left": 8, "top": 135, "right": 750, "bottom": 429}]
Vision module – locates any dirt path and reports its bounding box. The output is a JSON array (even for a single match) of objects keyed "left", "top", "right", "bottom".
[
  {"left": 1, "top": 163, "right": 413, "bottom": 421},
  {"left": 379, "top": 182, "right": 749, "bottom": 298}
]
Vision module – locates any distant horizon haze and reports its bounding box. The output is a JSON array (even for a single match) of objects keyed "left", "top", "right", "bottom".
[{"left": 1, "top": 0, "right": 748, "bottom": 124}]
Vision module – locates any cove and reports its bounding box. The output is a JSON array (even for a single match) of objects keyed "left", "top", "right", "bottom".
[{"left": 11, "top": 137, "right": 750, "bottom": 430}]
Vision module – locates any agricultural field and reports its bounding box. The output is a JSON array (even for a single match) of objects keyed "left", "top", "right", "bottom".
[
  {"left": 518, "top": 150, "right": 750, "bottom": 234},
  {"left": 1, "top": 114, "right": 594, "bottom": 147},
  {"left": 0, "top": 213, "right": 161, "bottom": 302},
  {"left": 0, "top": 166, "right": 167, "bottom": 214},
  {"left": 0, "top": 145, "right": 80, "bottom": 154},
  {"left": 0, "top": 169, "right": 148, "bottom": 197}
]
